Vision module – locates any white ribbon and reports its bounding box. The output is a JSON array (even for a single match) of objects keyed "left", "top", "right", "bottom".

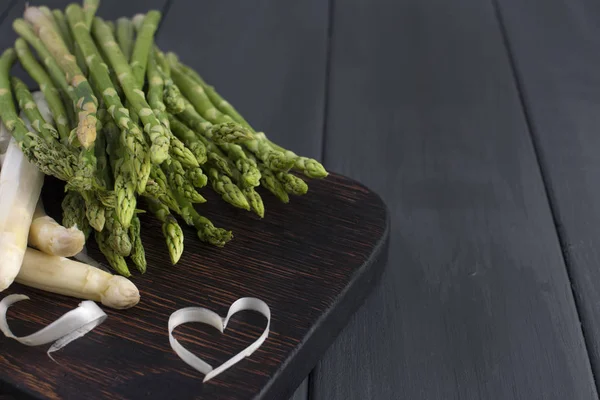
[
  {"left": 0, "top": 294, "right": 107, "bottom": 359},
  {"left": 168, "top": 297, "right": 271, "bottom": 382}
]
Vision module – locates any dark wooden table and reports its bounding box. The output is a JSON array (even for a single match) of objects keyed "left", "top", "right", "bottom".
[{"left": 2, "top": 0, "right": 600, "bottom": 399}]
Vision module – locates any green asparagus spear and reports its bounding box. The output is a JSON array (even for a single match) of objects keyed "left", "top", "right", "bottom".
[
  {"left": 208, "top": 168, "right": 250, "bottom": 211},
  {"left": 130, "top": 11, "right": 161, "bottom": 89},
  {"left": 104, "top": 208, "right": 132, "bottom": 257},
  {"left": 154, "top": 47, "right": 170, "bottom": 76},
  {"left": 95, "top": 229, "right": 131, "bottom": 277},
  {"left": 186, "top": 167, "right": 208, "bottom": 188},
  {"left": 167, "top": 113, "right": 207, "bottom": 164},
  {"left": 174, "top": 55, "right": 251, "bottom": 127},
  {"left": 83, "top": 0, "right": 100, "bottom": 30},
  {"left": 116, "top": 17, "right": 135, "bottom": 61},
  {"left": 24, "top": 6, "right": 98, "bottom": 149},
  {"left": 171, "top": 189, "right": 232, "bottom": 247},
  {"left": 155, "top": 48, "right": 186, "bottom": 114},
  {"left": 190, "top": 207, "right": 232, "bottom": 247},
  {"left": 66, "top": 4, "right": 151, "bottom": 194},
  {"left": 147, "top": 166, "right": 181, "bottom": 213},
  {"left": 92, "top": 17, "right": 170, "bottom": 164},
  {"left": 62, "top": 191, "right": 91, "bottom": 239},
  {"left": 51, "top": 9, "right": 75, "bottom": 54},
  {"left": 162, "top": 158, "right": 206, "bottom": 204},
  {"left": 129, "top": 215, "right": 147, "bottom": 273},
  {"left": 218, "top": 143, "right": 261, "bottom": 188},
  {"left": 13, "top": 19, "right": 77, "bottom": 128},
  {"left": 243, "top": 136, "right": 295, "bottom": 172},
  {"left": 147, "top": 48, "right": 169, "bottom": 128},
  {"left": 256, "top": 131, "right": 328, "bottom": 178},
  {"left": 244, "top": 188, "right": 265, "bottom": 218},
  {"left": 144, "top": 196, "right": 184, "bottom": 264},
  {"left": 259, "top": 163, "right": 289, "bottom": 203},
  {"left": 12, "top": 19, "right": 75, "bottom": 103},
  {"left": 11, "top": 76, "right": 58, "bottom": 141},
  {"left": 0, "top": 49, "right": 80, "bottom": 185},
  {"left": 81, "top": 190, "right": 105, "bottom": 231},
  {"left": 175, "top": 56, "right": 328, "bottom": 178},
  {"left": 15, "top": 38, "right": 70, "bottom": 142},
  {"left": 276, "top": 171, "right": 309, "bottom": 196},
  {"left": 169, "top": 61, "right": 233, "bottom": 125},
  {"left": 104, "top": 115, "right": 137, "bottom": 229},
  {"left": 42, "top": 6, "right": 87, "bottom": 76},
  {"left": 169, "top": 134, "right": 199, "bottom": 168}
]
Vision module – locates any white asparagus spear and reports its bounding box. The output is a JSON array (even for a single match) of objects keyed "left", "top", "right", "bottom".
[
  {"left": 0, "top": 91, "right": 59, "bottom": 290},
  {"left": 28, "top": 200, "right": 85, "bottom": 257},
  {"left": 16, "top": 247, "right": 140, "bottom": 309},
  {"left": 0, "top": 122, "right": 44, "bottom": 291}
]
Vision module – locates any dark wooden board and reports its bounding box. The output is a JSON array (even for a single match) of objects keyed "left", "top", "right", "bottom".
[
  {"left": 310, "top": 0, "right": 598, "bottom": 399},
  {"left": 0, "top": 173, "right": 388, "bottom": 400},
  {"left": 494, "top": 0, "right": 600, "bottom": 389}
]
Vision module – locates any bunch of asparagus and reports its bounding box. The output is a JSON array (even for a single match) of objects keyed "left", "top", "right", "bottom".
[{"left": 0, "top": 1, "right": 327, "bottom": 277}]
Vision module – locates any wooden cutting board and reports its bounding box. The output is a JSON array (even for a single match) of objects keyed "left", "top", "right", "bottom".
[{"left": 0, "top": 173, "right": 389, "bottom": 400}]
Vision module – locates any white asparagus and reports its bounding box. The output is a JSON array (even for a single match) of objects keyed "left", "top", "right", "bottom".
[
  {"left": 28, "top": 200, "right": 85, "bottom": 257},
  {"left": 16, "top": 247, "right": 140, "bottom": 309},
  {"left": 0, "top": 91, "right": 55, "bottom": 291},
  {"left": 0, "top": 122, "right": 44, "bottom": 291}
]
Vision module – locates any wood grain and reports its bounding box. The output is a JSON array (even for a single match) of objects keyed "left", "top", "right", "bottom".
[
  {"left": 494, "top": 0, "right": 600, "bottom": 390},
  {"left": 310, "top": 0, "right": 598, "bottom": 399},
  {"left": 0, "top": 173, "right": 388, "bottom": 400}
]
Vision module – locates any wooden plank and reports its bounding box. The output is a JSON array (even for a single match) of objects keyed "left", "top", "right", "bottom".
[
  {"left": 310, "top": 0, "right": 598, "bottom": 399},
  {"left": 1, "top": 174, "right": 389, "bottom": 400},
  {"left": 494, "top": 0, "right": 600, "bottom": 388},
  {"left": 0, "top": 0, "right": 169, "bottom": 87},
  {"left": 290, "top": 380, "right": 308, "bottom": 400}
]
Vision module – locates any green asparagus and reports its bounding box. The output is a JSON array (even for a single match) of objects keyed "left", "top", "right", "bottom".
[
  {"left": 176, "top": 56, "right": 328, "bottom": 179},
  {"left": 162, "top": 158, "right": 206, "bottom": 204},
  {"left": 51, "top": 9, "right": 74, "bottom": 54},
  {"left": 144, "top": 196, "right": 184, "bottom": 264},
  {"left": 276, "top": 171, "right": 309, "bottom": 196},
  {"left": 243, "top": 188, "right": 265, "bottom": 218},
  {"left": 116, "top": 17, "right": 135, "bottom": 61},
  {"left": 95, "top": 229, "right": 131, "bottom": 277},
  {"left": 0, "top": 49, "right": 80, "bottom": 185},
  {"left": 167, "top": 113, "right": 207, "bottom": 164},
  {"left": 92, "top": 17, "right": 170, "bottom": 164},
  {"left": 130, "top": 11, "right": 160, "bottom": 89},
  {"left": 128, "top": 215, "right": 147, "bottom": 273},
  {"left": 62, "top": 191, "right": 91, "bottom": 239},
  {"left": 259, "top": 163, "right": 290, "bottom": 203},
  {"left": 208, "top": 168, "right": 249, "bottom": 210},
  {"left": 15, "top": 38, "right": 70, "bottom": 142},
  {"left": 24, "top": 6, "right": 98, "bottom": 149},
  {"left": 66, "top": 4, "right": 150, "bottom": 195}
]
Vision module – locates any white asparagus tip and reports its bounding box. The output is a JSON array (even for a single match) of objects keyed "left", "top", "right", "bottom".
[
  {"left": 47, "top": 226, "right": 86, "bottom": 257},
  {"left": 101, "top": 276, "right": 140, "bottom": 309}
]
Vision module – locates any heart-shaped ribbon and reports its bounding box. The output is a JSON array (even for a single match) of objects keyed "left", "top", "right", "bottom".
[{"left": 168, "top": 297, "right": 271, "bottom": 382}]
